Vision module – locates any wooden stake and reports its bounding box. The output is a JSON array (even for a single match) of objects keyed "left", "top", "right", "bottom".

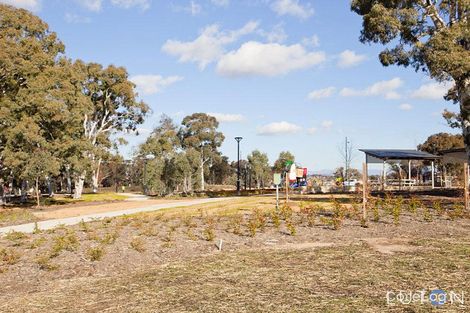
[
  {"left": 464, "top": 162, "right": 469, "bottom": 211},
  {"left": 362, "top": 162, "right": 368, "bottom": 220}
]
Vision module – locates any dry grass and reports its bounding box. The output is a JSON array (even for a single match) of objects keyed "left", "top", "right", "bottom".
[{"left": 0, "top": 194, "right": 469, "bottom": 312}]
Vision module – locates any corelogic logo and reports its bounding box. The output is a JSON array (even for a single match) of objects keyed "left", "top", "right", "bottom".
[{"left": 386, "top": 289, "right": 465, "bottom": 307}]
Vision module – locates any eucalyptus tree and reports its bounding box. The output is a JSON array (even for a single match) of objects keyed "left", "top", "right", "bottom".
[
  {"left": 179, "top": 113, "right": 225, "bottom": 191},
  {"left": 72, "top": 61, "right": 149, "bottom": 198},
  {"left": 247, "top": 150, "right": 271, "bottom": 188},
  {"left": 351, "top": 0, "right": 470, "bottom": 157}
]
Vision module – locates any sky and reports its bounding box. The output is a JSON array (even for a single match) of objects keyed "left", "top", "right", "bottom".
[{"left": 2, "top": 0, "right": 460, "bottom": 173}]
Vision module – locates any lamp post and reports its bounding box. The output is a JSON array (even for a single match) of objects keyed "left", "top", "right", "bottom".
[
  {"left": 143, "top": 153, "right": 155, "bottom": 196},
  {"left": 235, "top": 137, "right": 243, "bottom": 196}
]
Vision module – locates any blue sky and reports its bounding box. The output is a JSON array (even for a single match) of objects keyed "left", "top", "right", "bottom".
[{"left": 3, "top": 0, "right": 460, "bottom": 172}]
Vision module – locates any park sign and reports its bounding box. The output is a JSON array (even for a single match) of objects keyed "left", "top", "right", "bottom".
[{"left": 273, "top": 173, "right": 281, "bottom": 185}]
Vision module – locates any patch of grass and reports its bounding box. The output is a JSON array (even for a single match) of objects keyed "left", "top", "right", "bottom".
[
  {"left": 50, "top": 230, "right": 79, "bottom": 258},
  {"left": 227, "top": 214, "right": 244, "bottom": 235},
  {"left": 36, "top": 254, "right": 59, "bottom": 271},
  {"left": 203, "top": 216, "right": 216, "bottom": 241},
  {"left": 79, "top": 193, "right": 128, "bottom": 202},
  {"left": 140, "top": 225, "right": 158, "bottom": 237},
  {"left": 0, "top": 209, "right": 37, "bottom": 227},
  {"left": 99, "top": 230, "right": 120, "bottom": 245},
  {"left": 0, "top": 248, "right": 20, "bottom": 265},
  {"left": 5, "top": 230, "right": 28, "bottom": 244},
  {"left": 28, "top": 236, "right": 47, "bottom": 249},
  {"left": 87, "top": 246, "right": 105, "bottom": 261},
  {"left": 130, "top": 236, "right": 146, "bottom": 253}
]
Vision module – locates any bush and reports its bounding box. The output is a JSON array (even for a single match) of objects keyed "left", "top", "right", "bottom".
[
  {"left": 50, "top": 231, "right": 79, "bottom": 257},
  {"left": 87, "top": 246, "right": 105, "bottom": 261},
  {"left": 270, "top": 210, "right": 281, "bottom": 229},
  {"left": 286, "top": 219, "right": 296, "bottom": 236},
  {"left": 0, "top": 248, "right": 20, "bottom": 265},
  {"left": 227, "top": 214, "right": 244, "bottom": 235},
  {"left": 392, "top": 197, "right": 403, "bottom": 226},
  {"left": 130, "top": 236, "right": 146, "bottom": 252},
  {"left": 36, "top": 254, "right": 58, "bottom": 271},
  {"left": 203, "top": 216, "right": 216, "bottom": 241}
]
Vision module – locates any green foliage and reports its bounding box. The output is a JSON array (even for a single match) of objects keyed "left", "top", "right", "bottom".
[
  {"left": 372, "top": 200, "right": 380, "bottom": 223},
  {"left": 247, "top": 150, "right": 271, "bottom": 189},
  {"left": 50, "top": 231, "right": 79, "bottom": 257},
  {"left": 280, "top": 204, "right": 293, "bottom": 221},
  {"left": 392, "top": 197, "right": 403, "bottom": 226},
  {"left": 36, "top": 255, "right": 58, "bottom": 271},
  {"left": 286, "top": 220, "right": 296, "bottom": 236},
  {"left": 5, "top": 230, "right": 28, "bottom": 243},
  {"left": 423, "top": 206, "right": 434, "bottom": 222},
  {"left": 247, "top": 214, "right": 259, "bottom": 237},
  {"left": 227, "top": 214, "right": 244, "bottom": 235},
  {"left": 273, "top": 151, "right": 295, "bottom": 173},
  {"left": 87, "top": 246, "right": 105, "bottom": 261},
  {"left": 300, "top": 204, "right": 318, "bottom": 227},
  {"left": 448, "top": 203, "right": 465, "bottom": 220},
  {"left": 270, "top": 210, "right": 281, "bottom": 229},
  {"left": 203, "top": 216, "right": 216, "bottom": 241},
  {"left": 408, "top": 197, "right": 420, "bottom": 214},
  {"left": 433, "top": 200, "right": 445, "bottom": 216}
]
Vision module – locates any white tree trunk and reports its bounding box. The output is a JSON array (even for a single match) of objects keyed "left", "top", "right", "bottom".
[
  {"left": 73, "top": 172, "right": 86, "bottom": 199},
  {"left": 35, "top": 177, "right": 40, "bottom": 207},
  {"left": 200, "top": 159, "right": 205, "bottom": 191}
]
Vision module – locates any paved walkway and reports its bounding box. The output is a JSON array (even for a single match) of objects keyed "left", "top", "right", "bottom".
[{"left": 0, "top": 197, "right": 233, "bottom": 235}]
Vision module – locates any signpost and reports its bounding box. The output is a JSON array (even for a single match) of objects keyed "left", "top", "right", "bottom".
[{"left": 274, "top": 173, "right": 281, "bottom": 210}]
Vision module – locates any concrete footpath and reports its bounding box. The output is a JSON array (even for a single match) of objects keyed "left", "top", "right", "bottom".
[{"left": 0, "top": 197, "right": 233, "bottom": 235}]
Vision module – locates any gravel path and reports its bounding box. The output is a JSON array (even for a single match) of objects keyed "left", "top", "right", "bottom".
[{"left": 0, "top": 197, "right": 233, "bottom": 235}]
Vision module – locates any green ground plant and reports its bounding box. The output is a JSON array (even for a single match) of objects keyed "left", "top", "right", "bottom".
[
  {"left": 87, "top": 246, "right": 105, "bottom": 261},
  {"left": 372, "top": 199, "right": 380, "bottom": 222},
  {"left": 270, "top": 210, "right": 281, "bottom": 229},
  {"left": 432, "top": 200, "right": 445, "bottom": 216},
  {"left": 227, "top": 214, "right": 244, "bottom": 235},
  {"left": 203, "top": 216, "right": 216, "bottom": 241},
  {"left": 35, "top": 254, "right": 58, "bottom": 271},
  {"left": 392, "top": 197, "right": 403, "bottom": 226},
  {"left": 50, "top": 231, "right": 79, "bottom": 257},
  {"left": 423, "top": 206, "right": 433, "bottom": 222},
  {"left": 408, "top": 197, "right": 420, "bottom": 215},
  {"left": 0, "top": 248, "right": 20, "bottom": 266}
]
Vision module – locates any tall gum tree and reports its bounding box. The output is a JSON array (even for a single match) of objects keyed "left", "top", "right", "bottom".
[
  {"left": 179, "top": 113, "right": 225, "bottom": 191},
  {"left": 72, "top": 61, "right": 148, "bottom": 199},
  {"left": 351, "top": 0, "right": 469, "bottom": 158}
]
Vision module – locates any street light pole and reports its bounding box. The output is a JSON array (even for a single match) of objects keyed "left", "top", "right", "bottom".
[{"left": 235, "top": 137, "right": 243, "bottom": 196}]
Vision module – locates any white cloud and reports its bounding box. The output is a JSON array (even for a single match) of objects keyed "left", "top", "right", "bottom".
[
  {"left": 411, "top": 81, "right": 453, "bottom": 100},
  {"left": 302, "top": 35, "right": 320, "bottom": 48},
  {"left": 321, "top": 120, "right": 333, "bottom": 129},
  {"left": 208, "top": 113, "right": 245, "bottom": 123},
  {"left": 257, "top": 121, "right": 302, "bottom": 136},
  {"left": 110, "top": 0, "right": 150, "bottom": 10},
  {"left": 271, "top": 0, "right": 314, "bottom": 19},
  {"left": 398, "top": 103, "right": 413, "bottom": 111},
  {"left": 0, "top": 0, "right": 40, "bottom": 11},
  {"left": 258, "top": 23, "right": 287, "bottom": 43},
  {"left": 307, "top": 127, "right": 317, "bottom": 135},
  {"left": 308, "top": 87, "right": 336, "bottom": 100},
  {"left": 337, "top": 50, "right": 367, "bottom": 68},
  {"left": 130, "top": 75, "right": 183, "bottom": 95},
  {"left": 76, "top": 0, "right": 102, "bottom": 12},
  {"left": 188, "top": 1, "right": 201, "bottom": 15},
  {"left": 217, "top": 41, "right": 326, "bottom": 77},
  {"left": 64, "top": 13, "right": 91, "bottom": 23},
  {"left": 211, "top": 0, "right": 229, "bottom": 7},
  {"left": 340, "top": 77, "right": 403, "bottom": 100},
  {"left": 162, "top": 21, "right": 259, "bottom": 70}
]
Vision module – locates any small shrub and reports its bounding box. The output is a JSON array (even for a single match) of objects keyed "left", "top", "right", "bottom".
[
  {"left": 101, "top": 218, "right": 113, "bottom": 228},
  {"left": 280, "top": 204, "right": 293, "bottom": 220},
  {"left": 185, "top": 228, "right": 198, "bottom": 240},
  {"left": 36, "top": 254, "right": 58, "bottom": 271},
  {"left": 140, "top": 225, "right": 158, "bottom": 237},
  {"left": 0, "top": 248, "right": 20, "bottom": 265},
  {"left": 203, "top": 216, "right": 216, "bottom": 241},
  {"left": 183, "top": 215, "right": 197, "bottom": 228},
  {"left": 5, "top": 230, "right": 28, "bottom": 243},
  {"left": 408, "top": 197, "right": 420, "bottom": 214},
  {"left": 270, "top": 210, "right": 281, "bottom": 229},
  {"left": 331, "top": 198, "right": 346, "bottom": 230},
  {"left": 78, "top": 220, "right": 90, "bottom": 233},
  {"left": 392, "top": 197, "right": 403, "bottom": 226},
  {"left": 87, "top": 246, "right": 105, "bottom": 261},
  {"left": 162, "top": 229, "right": 175, "bottom": 247},
  {"left": 247, "top": 214, "right": 258, "bottom": 237},
  {"left": 228, "top": 214, "right": 244, "bottom": 235},
  {"left": 448, "top": 203, "right": 464, "bottom": 220},
  {"left": 423, "top": 206, "right": 433, "bottom": 222},
  {"left": 50, "top": 231, "right": 79, "bottom": 257},
  {"left": 360, "top": 216, "right": 368, "bottom": 228},
  {"left": 301, "top": 205, "right": 318, "bottom": 227},
  {"left": 28, "top": 237, "right": 47, "bottom": 249},
  {"left": 254, "top": 209, "right": 267, "bottom": 231},
  {"left": 432, "top": 200, "right": 445, "bottom": 216},
  {"left": 99, "top": 230, "right": 119, "bottom": 245},
  {"left": 130, "top": 236, "right": 146, "bottom": 252},
  {"left": 372, "top": 200, "right": 380, "bottom": 222},
  {"left": 286, "top": 219, "right": 296, "bottom": 236}
]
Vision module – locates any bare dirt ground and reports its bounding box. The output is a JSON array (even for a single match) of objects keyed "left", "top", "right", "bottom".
[{"left": 0, "top": 194, "right": 469, "bottom": 312}]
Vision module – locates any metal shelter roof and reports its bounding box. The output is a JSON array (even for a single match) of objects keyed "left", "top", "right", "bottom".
[{"left": 360, "top": 149, "right": 441, "bottom": 161}]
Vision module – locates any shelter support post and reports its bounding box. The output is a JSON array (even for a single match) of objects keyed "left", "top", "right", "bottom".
[
  {"left": 382, "top": 161, "right": 386, "bottom": 190},
  {"left": 464, "top": 162, "right": 469, "bottom": 211},
  {"left": 431, "top": 161, "right": 435, "bottom": 189},
  {"left": 362, "top": 162, "right": 368, "bottom": 221}
]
